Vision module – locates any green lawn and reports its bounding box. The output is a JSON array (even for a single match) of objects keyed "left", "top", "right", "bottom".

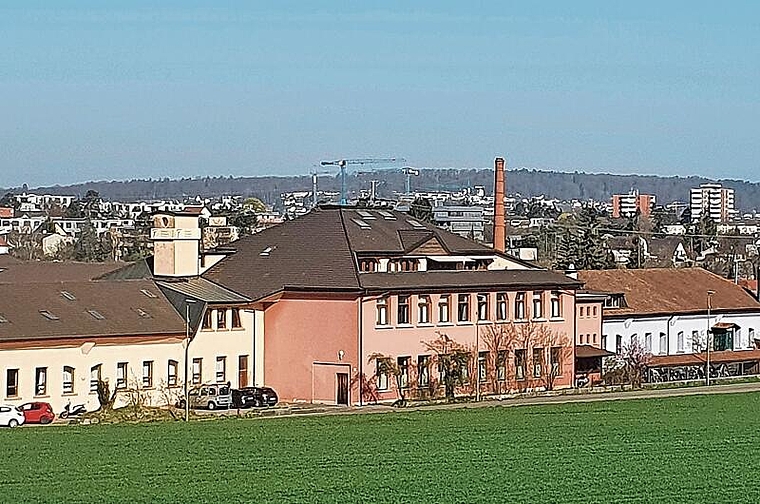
[{"left": 3, "top": 392, "right": 760, "bottom": 503}]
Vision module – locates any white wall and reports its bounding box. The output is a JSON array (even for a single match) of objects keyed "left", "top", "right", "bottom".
[{"left": 601, "top": 311, "right": 760, "bottom": 356}]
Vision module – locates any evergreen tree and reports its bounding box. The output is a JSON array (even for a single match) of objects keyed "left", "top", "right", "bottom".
[{"left": 74, "top": 219, "right": 107, "bottom": 262}]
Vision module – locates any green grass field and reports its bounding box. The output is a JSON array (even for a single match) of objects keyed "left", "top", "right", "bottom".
[{"left": 3, "top": 392, "right": 760, "bottom": 503}]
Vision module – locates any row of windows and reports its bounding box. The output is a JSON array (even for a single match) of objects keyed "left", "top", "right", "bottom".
[
  {"left": 201, "top": 308, "right": 243, "bottom": 331},
  {"left": 578, "top": 306, "right": 599, "bottom": 318},
  {"left": 579, "top": 334, "right": 598, "bottom": 345},
  {"left": 376, "top": 292, "right": 563, "bottom": 327},
  {"left": 4, "top": 355, "right": 250, "bottom": 398},
  {"left": 376, "top": 348, "right": 564, "bottom": 390}
]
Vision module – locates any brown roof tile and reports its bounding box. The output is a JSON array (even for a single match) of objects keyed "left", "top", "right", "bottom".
[
  {"left": 0, "top": 261, "right": 125, "bottom": 283},
  {"left": 578, "top": 268, "right": 760, "bottom": 317},
  {"left": 360, "top": 270, "right": 581, "bottom": 293},
  {"left": 0, "top": 279, "right": 186, "bottom": 342}
]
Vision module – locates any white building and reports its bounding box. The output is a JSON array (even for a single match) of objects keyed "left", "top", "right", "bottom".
[
  {"left": 580, "top": 268, "right": 760, "bottom": 382},
  {"left": 690, "top": 183, "right": 736, "bottom": 223}
]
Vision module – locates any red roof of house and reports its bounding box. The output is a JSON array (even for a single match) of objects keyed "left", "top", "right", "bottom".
[{"left": 0, "top": 207, "right": 13, "bottom": 218}]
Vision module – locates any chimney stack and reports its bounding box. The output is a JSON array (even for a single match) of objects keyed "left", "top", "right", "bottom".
[{"left": 493, "top": 157, "right": 506, "bottom": 252}]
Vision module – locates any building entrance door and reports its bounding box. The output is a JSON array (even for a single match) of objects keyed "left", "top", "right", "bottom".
[{"left": 336, "top": 373, "right": 349, "bottom": 405}]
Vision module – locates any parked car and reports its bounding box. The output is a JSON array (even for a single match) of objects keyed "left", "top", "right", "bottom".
[
  {"left": 20, "top": 402, "right": 55, "bottom": 424},
  {"left": 232, "top": 387, "right": 278, "bottom": 408},
  {"left": 179, "top": 383, "right": 232, "bottom": 410},
  {"left": 0, "top": 405, "right": 25, "bottom": 428}
]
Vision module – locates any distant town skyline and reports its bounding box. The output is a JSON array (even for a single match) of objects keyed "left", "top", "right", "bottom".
[{"left": 2, "top": 2, "right": 759, "bottom": 187}]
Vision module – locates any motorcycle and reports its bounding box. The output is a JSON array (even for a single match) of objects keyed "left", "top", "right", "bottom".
[{"left": 60, "top": 403, "right": 87, "bottom": 419}]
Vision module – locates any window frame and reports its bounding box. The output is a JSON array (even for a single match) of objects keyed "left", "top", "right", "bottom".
[
  {"left": 62, "top": 366, "right": 75, "bottom": 394},
  {"left": 35, "top": 367, "right": 47, "bottom": 396},
  {"left": 477, "top": 293, "right": 490, "bottom": 322},
  {"left": 532, "top": 292, "right": 543, "bottom": 320},
  {"left": 438, "top": 295, "right": 450, "bottom": 324},
  {"left": 550, "top": 291, "right": 562, "bottom": 319},
  {"left": 515, "top": 292, "right": 526, "bottom": 320},
  {"left": 192, "top": 358, "right": 203, "bottom": 385},
  {"left": 215, "top": 356, "right": 227, "bottom": 383},
  {"left": 216, "top": 309, "right": 227, "bottom": 330},
  {"left": 116, "top": 362, "right": 128, "bottom": 389},
  {"left": 142, "top": 360, "right": 154, "bottom": 388},
  {"left": 496, "top": 293, "right": 508, "bottom": 321},
  {"left": 397, "top": 295, "right": 411, "bottom": 325},
  {"left": 417, "top": 295, "right": 431, "bottom": 324},
  {"left": 168, "top": 360, "right": 179, "bottom": 387},
  {"left": 6, "top": 368, "right": 19, "bottom": 398},
  {"left": 457, "top": 294, "right": 471, "bottom": 322}
]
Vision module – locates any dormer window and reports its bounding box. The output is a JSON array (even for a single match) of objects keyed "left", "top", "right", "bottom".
[
  {"left": 604, "top": 294, "right": 627, "bottom": 309},
  {"left": 389, "top": 258, "right": 418, "bottom": 272}
]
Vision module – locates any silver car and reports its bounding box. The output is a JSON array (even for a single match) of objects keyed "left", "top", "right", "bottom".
[{"left": 182, "top": 383, "right": 232, "bottom": 410}]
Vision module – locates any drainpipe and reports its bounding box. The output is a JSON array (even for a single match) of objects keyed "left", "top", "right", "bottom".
[
  {"left": 666, "top": 315, "right": 675, "bottom": 356},
  {"left": 358, "top": 296, "right": 363, "bottom": 407}
]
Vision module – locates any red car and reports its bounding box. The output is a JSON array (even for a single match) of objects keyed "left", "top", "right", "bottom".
[{"left": 20, "top": 402, "right": 55, "bottom": 424}]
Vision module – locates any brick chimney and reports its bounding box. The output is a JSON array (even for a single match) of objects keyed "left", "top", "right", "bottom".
[{"left": 493, "top": 157, "right": 506, "bottom": 253}]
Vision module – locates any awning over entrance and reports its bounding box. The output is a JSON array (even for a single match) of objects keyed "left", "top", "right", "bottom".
[{"left": 575, "top": 345, "right": 616, "bottom": 359}]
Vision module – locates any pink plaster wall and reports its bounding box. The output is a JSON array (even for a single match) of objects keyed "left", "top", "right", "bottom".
[
  {"left": 576, "top": 300, "right": 603, "bottom": 347},
  {"left": 264, "top": 294, "right": 358, "bottom": 404},
  {"left": 360, "top": 290, "right": 577, "bottom": 401}
]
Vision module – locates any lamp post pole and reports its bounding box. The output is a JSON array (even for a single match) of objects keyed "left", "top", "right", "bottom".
[
  {"left": 184, "top": 299, "right": 196, "bottom": 422},
  {"left": 706, "top": 290, "right": 715, "bottom": 386}
]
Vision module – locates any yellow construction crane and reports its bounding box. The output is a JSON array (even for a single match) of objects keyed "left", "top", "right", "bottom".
[{"left": 320, "top": 157, "right": 404, "bottom": 205}]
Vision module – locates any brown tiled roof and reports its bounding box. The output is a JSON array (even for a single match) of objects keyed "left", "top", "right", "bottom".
[
  {"left": 649, "top": 349, "right": 760, "bottom": 367},
  {"left": 575, "top": 345, "right": 615, "bottom": 359},
  {"left": 578, "top": 268, "right": 760, "bottom": 317},
  {"left": 359, "top": 270, "right": 581, "bottom": 293},
  {"left": 0, "top": 279, "right": 186, "bottom": 342},
  {"left": 0, "top": 261, "right": 125, "bottom": 283},
  {"left": 203, "top": 207, "right": 555, "bottom": 301},
  {"left": 203, "top": 208, "right": 361, "bottom": 301}
]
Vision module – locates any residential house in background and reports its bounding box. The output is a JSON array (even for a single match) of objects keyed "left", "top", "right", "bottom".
[{"left": 611, "top": 190, "right": 655, "bottom": 219}]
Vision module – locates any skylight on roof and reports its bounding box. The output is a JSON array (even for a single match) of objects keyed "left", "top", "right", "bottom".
[
  {"left": 0, "top": 314, "right": 8, "bottom": 323},
  {"left": 351, "top": 218, "right": 371, "bottom": 230},
  {"left": 87, "top": 309, "right": 106, "bottom": 320},
  {"left": 40, "top": 310, "right": 60, "bottom": 321},
  {"left": 406, "top": 219, "right": 425, "bottom": 229},
  {"left": 356, "top": 210, "right": 376, "bottom": 220},
  {"left": 141, "top": 289, "right": 158, "bottom": 299},
  {"left": 260, "top": 246, "right": 275, "bottom": 256},
  {"left": 60, "top": 291, "right": 76, "bottom": 301},
  {"left": 377, "top": 210, "right": 395, "bottom": 220}
]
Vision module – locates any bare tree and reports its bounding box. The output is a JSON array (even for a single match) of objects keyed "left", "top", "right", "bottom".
[
  {"left": 621, "top": 339, "right": 651, "bottom": 388},
  {"left": 422, "top": 333, "right": 471, "bottom": 400}
]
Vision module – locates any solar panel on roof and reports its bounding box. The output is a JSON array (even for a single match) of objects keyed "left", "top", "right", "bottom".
[{"left": 356, "top": 210, "right": 376, "bottom": 220}]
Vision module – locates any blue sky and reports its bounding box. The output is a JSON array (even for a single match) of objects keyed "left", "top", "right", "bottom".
[{"left": 1, "top": 1, "right": 759, "bottom": 187}]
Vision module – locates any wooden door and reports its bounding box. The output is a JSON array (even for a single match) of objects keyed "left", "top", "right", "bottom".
[
  {"left": 238, "top": 355, "right": 248, "bottom": 388},
  {"left": 336, "top": 373, "right": 349, "bottom": 405}
]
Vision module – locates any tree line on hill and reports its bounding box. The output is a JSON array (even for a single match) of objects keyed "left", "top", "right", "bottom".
[{"left": 3, "top": 167, "right": 760, "bottom": 211}]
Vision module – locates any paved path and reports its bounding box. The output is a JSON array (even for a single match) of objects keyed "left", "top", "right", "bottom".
[{"left": 284, "top": 381, "right": 760, "bottom": 419}]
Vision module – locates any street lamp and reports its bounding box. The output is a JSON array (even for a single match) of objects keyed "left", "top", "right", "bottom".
[
  {"left": 184, "top": 299, "right": 197, "bottom": 422},
  {"left": 705, "top": 290, "right": 715, "bottom": 386}
]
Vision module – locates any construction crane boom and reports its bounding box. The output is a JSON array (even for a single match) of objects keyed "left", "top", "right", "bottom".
[{"left": 320, "top": 157, "right": 405, "bottom": 204}]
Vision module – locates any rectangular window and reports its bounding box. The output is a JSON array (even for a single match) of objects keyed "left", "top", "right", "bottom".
[
  {"left": 659, "top": 333, "right": 667, "bottom": 354},
  {"left": 616, "top": 335, "right": 623, "bottom": 354},
  {"left": 35, "top": 367, "right": 47, "bottom": 396},
  {"left": 478, "top": 351, "right": 488, "bottom": 381},
  {"left": 398, "top": 357, "right": 410, "bottom": 389},
  {"left": 438, "top": 295, "right": 450, "bottom": 323},
  {"left": 63, "top": 366, "right": 75, "bottom": 394},
  {"left": 417, "top": 296, "right": 431, "bottom": 324},
  {"left": 497, "top": 350, "right": 507, "bottom": 381},
  {"left": 677, "top": 332, "right": 685, "bottom": 352},
  {"left": 192, "top": 358, "right": 202, "bottom": 385},
  {"left": 116, "top": 362, "right": 127, "bottom": 389},
  {"left": 645, "top": 333, "right": 652, "bottom": 353},
  {"left": 417, "top": 355, "right": 430, "bottom": 387},
  {"left": 142, "top": 361, "right": 153, "bottom": 388},
  {"left": 6, "top": 369, "right": 19, "bottom": 397},
  {"left": 458, "top": 294, "right": 470, "bottom": 322},
  {"left": 376, "top": 297, "right": 389, "bottom": 326},
  {"left": 90, "top": 365, "right": 101, "bottom": 393},
  {"left": 168, "top": 360, "right": 178, "bottom": 387},
  {"left": 533, "top": 348, "right": 543, "bottom": 378},
  {"left": 496, "top": 293, "right": 508, "bottom": 321},
  {"left": 550, "top": 347, "right": 562, "bottom": 376},
  {"left": 397, "top": 295, "right": 410, "bottom": 325},
  {"left": 202, "top": 309, "right": 213, "bottom": 330},
  {"left": 238, "top": 355, "right": 249, "bottom": 388},
  {"left": 593, "top": 306, "right": 598, "bottom": 317},
  {"left": 601, "top": 335, "right": 607, "bottom": 350},
  {"left": 692, "top": 330, "right": 700, "bottom": 352},
  {"left": 515, "top": 349, "right": 526, "bottom": 380},
  {"left": 215, "top": 356, "right": 227, "bottom": 383},
  {"left": 550, "top": 291, "right": 561, "bottom": 318},
  {"left": 231, "top": 308, "right": 242, "bottom": 329},
  {"left": 217, "top": 309, "right": 227, "bottom": 330},
  {"left": 477, "top": 293, "right": 489, "bottom": 321},
  {"left": 515, "top": 293, "right": 526, "bottom": 320},
  {"left": 532, "top": 292, "right": 543, "bottom": 319},
  {"left": 376, "top": 359, "right": 389, "bottom": 391}
]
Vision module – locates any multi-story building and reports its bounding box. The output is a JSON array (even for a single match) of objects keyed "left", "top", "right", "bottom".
[
  {"left": 690, "top": 183, "right": 736, "bottom": 223},
  {"left": 611, "top": 190, "right": 655, "bottom": 219},
  {"left": 580, "top": 268, "right": 760, "bottom": 383},
  {"left": 432, "top": 204, "right": 485, "bottom": 241}
]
